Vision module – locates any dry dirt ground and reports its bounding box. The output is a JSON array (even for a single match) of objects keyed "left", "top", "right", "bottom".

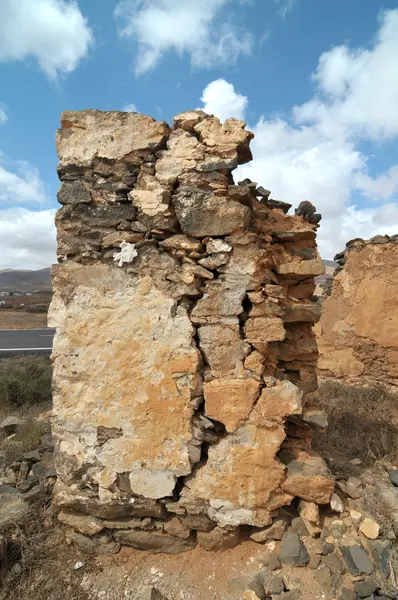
[
  {"left": 0, "top": 310, "right": 48, "bottom": 330},
  {"left": 82, "top": 545, "right": 343, "bottom": 600},
  {"left": 3, "top": 525, "right": 366, "bottom": 600},
  {"left": 81, "top": 542, "right": 376, "bottom": 600}
]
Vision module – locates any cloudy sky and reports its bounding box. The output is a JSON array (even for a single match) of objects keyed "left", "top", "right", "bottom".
[{"left": 1, "top": 0, "right": 398, "bottom": 269}]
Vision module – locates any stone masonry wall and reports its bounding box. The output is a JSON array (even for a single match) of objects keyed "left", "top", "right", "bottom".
[
  {"left": 49, "top": 109, "right": 334, "bottom": 553},
  {"left": 317, "top": 236, "right": 398, "bottom": 387}
]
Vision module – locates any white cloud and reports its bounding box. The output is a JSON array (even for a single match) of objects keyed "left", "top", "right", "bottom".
[
  {"left": 356, "top": 165, "right": 398, "bottom": 201},
  {"left": 0, "top": 107, "right": 7, "bottom": 124},
  {"left": 114, "top": 0, "right": 252, "bottom": 75},
  {"left": 273, "top": 0, "right": 297, "bottom": 19},
  {"left": 0, "top": 208, "right": 56, "bottom": 269},
  {"left": 199, "top": 10, "right": 398, "bottom": 258},
  {"left": 0, "top": 157, "right": 55, "bottom": 269},
  {"left": 200, "top": 79, "right": 248, "bottom": 121},
  {"left": 320, "top": 203, "right": 398, "bottom": 256},
  {"left": 123, "top": 103, "right": 138, "bottom": 112},
  {"left": 0, "top": 159, "right": 46, "bottom": 206},
  {"left": 301, "top": 9, "right": 398, "bottom": 140},
  {"left": 0, "top": 0, "right": 93, "bottom": 78}
]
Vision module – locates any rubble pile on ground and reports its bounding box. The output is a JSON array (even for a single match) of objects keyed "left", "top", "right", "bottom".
[
  {"left": 0, "top": 412, "right": 55, "bottom": 586},
  {"left": 317, "top": 236, "right": 398, "bottom": 386},
  {"left": 49, "top": 108, "right": 333, "bottom": 553},
  {"left": 0, "top": 414, "right": 55, "bottom": 526}
]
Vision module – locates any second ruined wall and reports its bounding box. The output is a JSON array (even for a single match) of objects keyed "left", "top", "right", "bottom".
[{"left": 317, "top": 236, "right": 398, "bottom": 387}]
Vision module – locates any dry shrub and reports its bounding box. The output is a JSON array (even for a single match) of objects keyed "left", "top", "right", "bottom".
[
  {"left": 313, "top": 381, "right": 398, "bottom": 466},
  {"left": 0, "top": 356, "right": 52, "bottom": 414},
  {"left": 362, "top": 484, "right": 396, "bottom": 532},
  {"left": 0, "top": 496, "right": 91, "bottom": 600}
]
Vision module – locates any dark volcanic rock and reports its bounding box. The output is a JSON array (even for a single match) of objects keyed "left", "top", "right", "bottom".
[
  {"left": 341, "top": 546, "right": 374, "bottom": 576},
  {"left": 266, "top": 199, "right": 292, "bottom": 213},
  {"left": 279, "top": 532, "right": 309, "bottom": 566},
  {"left": 354, "top": 580, "right": 378, "bottom": 598},
  {"left": 57, "top": 180, "right": 91, "bottom": 205}
]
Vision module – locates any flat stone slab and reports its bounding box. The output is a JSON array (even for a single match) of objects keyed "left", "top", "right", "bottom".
[
  {"left": 341, "top": 545, "right": 374, "bottom": 576},
  {"left": 114, "top": 528, "right": 196, "bottom": 554},
  {"left": 354, "top": 580, "right": 378, "bottom": 598}
]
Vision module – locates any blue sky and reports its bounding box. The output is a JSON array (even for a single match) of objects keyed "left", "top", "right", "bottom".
[{"left": 1, "top": 0, "right": 398, "bottom": 268}]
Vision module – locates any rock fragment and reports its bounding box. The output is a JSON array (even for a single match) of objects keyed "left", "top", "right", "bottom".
[
  {"left": 341, "top": 545, "right": 374, "bottom": 576},
  {"left": 280, "top": 450, "right": 334, "bottom": 504},
  {"left": 323, "top": 553, "right": 346, "bottom": 574},
  {"left": 354, "top": 580, "right": 378, "bottom": 598},
  {"left": 58, "top": 510, "right": 104, "bottom": 535},
  {"left": 250, "top": 516, "right": 289, "bottom": 543},
  {"left": 135, "top": 586, "right": 168, "bottom": 600},
  {"left": 388, "top": 470, "right": 398, "bottom": 487},
  {"left": 69, "top": 531, "right": 120, "bottom": 555},
  {"left": 360, "top": 517, "right": 380, "bottom": 540},
  {"left": 279, "top": 532, "right": 310, "bottom": 566},
  {"left": 197, "top": 526, "right": 240, "bottom": 551},
  {"left": 229, "top": 576, "right": 265, "bottom": 599},
  {"left": 330, "top": 492, "right": 344, "bottom": 513},
  {"left": 114, "top": 529, "right": 195, "bottom": 554},
  {"left": 0, "top": 417, "right": 24, "bottom": 436},
  {"left": 298, "top": 500, "right": 321, "bottom": 537}
]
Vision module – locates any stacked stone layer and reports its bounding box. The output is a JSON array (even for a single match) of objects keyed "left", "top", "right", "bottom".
[
  {"left": 317, "top": 235, "right": 398, "bottom": 387},
  {"left": 50, "top": 109, "right": 333, "bottom": 552}
]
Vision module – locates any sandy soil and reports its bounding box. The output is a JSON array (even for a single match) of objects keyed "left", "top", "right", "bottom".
[
  {"left": 0, "top": 310, "right": 48, "bottom": 329},
  {"left": 79, "top": 539, "right": 354, "bottom": 600}
]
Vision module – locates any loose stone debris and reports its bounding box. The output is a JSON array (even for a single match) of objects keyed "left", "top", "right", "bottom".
[{"left": 0, "top": 417, "right": 55, "bottom": 533}]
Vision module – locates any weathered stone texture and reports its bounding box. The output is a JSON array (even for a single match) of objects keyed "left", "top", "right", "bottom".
[
  {"left": 50, "top": 262, "right": 200, "bottom": 501},
  {"left": 51, "top": 109, "right": 331, "bottom": 551},
  {"left": 317, "top": 239, "right": 398, "bottom": 386}
]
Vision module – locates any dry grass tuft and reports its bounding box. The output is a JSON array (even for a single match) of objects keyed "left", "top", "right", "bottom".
[
  {"left": 313, "top": 381, "right": 398, "bottom": 466},
  {"left": 0, "top": 311, "right": 48, "bottom": 331},
  {"left": 0, "top": 496, "right": 91, "bottom": 600}
]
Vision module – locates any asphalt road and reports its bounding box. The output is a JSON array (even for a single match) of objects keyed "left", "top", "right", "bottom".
[{"left": 0, "top": 328, "right": 55, "bottom": 356}]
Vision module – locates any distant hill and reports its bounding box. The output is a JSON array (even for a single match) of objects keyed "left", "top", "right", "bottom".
[
  {"left": 323, "top": 258, "right": 337, "bottom": 270},
  {"left": 314, "top": 259, "right": 337, "bottom": 296},
  {"left": 0, "top": 268, "right": 51, "bottom": 292}
]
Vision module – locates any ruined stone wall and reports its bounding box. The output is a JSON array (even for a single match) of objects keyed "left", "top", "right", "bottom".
[
  {"left": 317, "top": 236, "right": 398, "bottom": 387},
  {"left": 49, "top": 109, "right": 333, "bottom": 553}
]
